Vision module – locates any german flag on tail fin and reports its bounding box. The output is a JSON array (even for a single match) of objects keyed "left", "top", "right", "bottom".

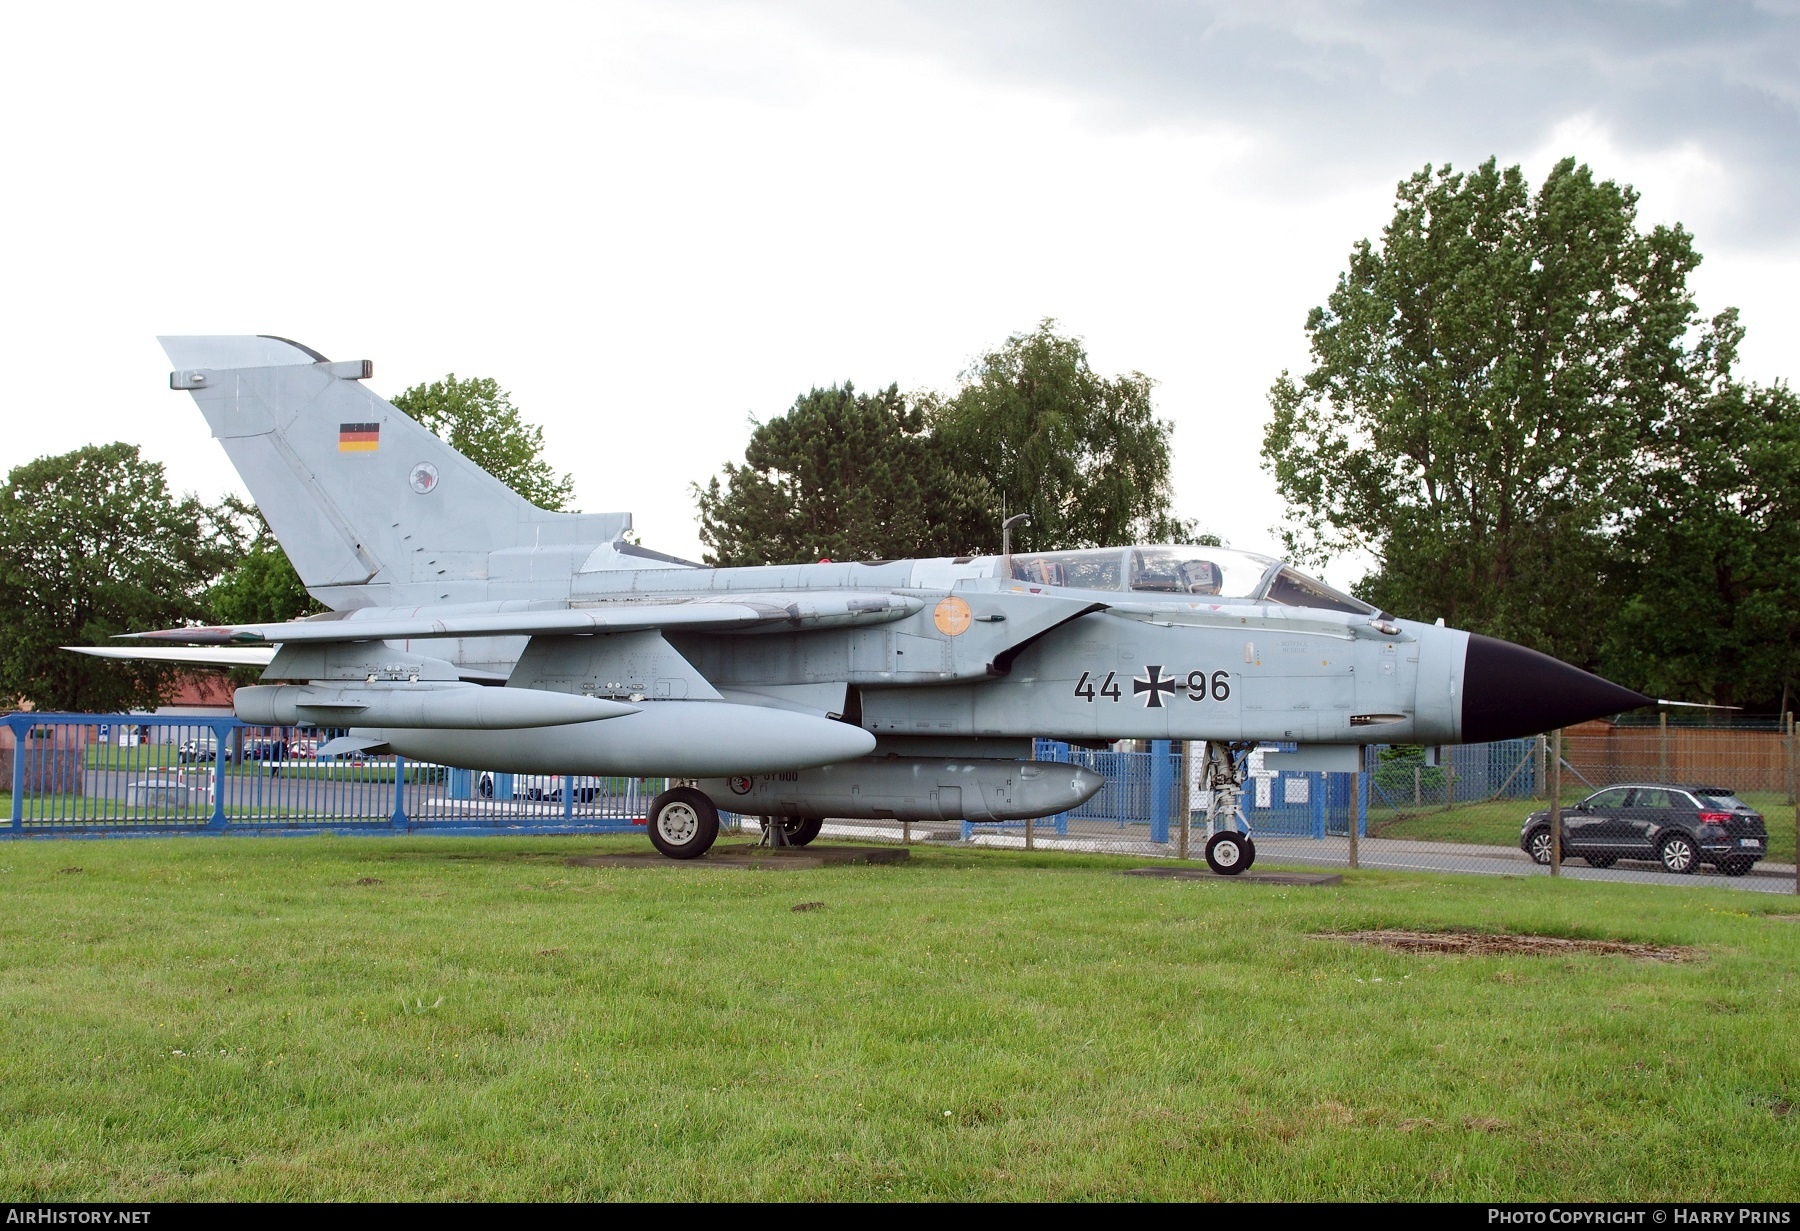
[{"left": 338, "top": 422, "right": 379, "bottom": 452}]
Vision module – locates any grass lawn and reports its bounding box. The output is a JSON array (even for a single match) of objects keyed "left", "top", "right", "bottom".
[
  {"left": 1370, "top": 791, "right": 1799, "bottom": 865},
  {"left": 0, "top": 836, "right": 1796, "bottom": 1200}
]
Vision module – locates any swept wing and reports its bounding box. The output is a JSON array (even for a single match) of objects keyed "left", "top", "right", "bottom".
[{"left": 121, "top": 592, "right": 923, "bottom": 646}]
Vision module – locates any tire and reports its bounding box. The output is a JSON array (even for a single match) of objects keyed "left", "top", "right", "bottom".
[
  {"left": 765, "top": 815, "right": 823, "bottom": 847},
  {"left": 1526, "top": 827, "right": 1555, "bottom": 866},
  {"left": 647, "top": 787, "right": 720, "bottom": 860},
  {"left": 478, "top": 774, "right": 493, "bottom": 799},
  {"left": 1205, "top": 830, "right": 1252, "bottom": 876},
  {"left": 1658, "top": 832, "right": 1699, "bottom": 875},
  {"left": 1718, "top": 856, "right": 1755, "bottom": 878},
  {"left": 1583, "top": 854, "right": 1618, "bottom": 869}
]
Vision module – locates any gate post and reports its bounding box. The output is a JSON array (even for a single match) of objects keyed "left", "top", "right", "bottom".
[
  {"left": 9, "top": 716, "right": 24, "bottom": 831},
  {"left": 391, "top": 757, "right": 409, "bottom": 830},
  {"left": 1358, "top": 751, "right": 1369, "bottom": 837},
  {"left": 1149, "top": 740, "right": 1172, "bottom": 844},
  {"left": 1549, "top": 729, "right": 1563, "bottom": 877},
  {"left": 209, "top": 720, "right": 230, "bottom": 831},
  {"left": 1176, "top": 740, "right": 1191, "bottom": 860}
]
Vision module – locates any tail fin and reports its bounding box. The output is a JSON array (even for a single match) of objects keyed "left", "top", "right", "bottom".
[{"left": 159, "top": 336, "right": 629, "bottom": 607}]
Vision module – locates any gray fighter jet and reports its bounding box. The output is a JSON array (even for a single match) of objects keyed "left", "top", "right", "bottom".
[{"left": 80, "top": 336, "right": 1649, "bottom": 870}]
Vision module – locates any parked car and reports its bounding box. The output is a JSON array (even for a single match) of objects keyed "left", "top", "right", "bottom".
[
  {"left": 1521, "top": 783, "right": 1768, "bottom": 876},
  {"left": 240, "top": 738, "right": 290, "bottom": 762},
  {"left": 480, "top": 773, "right": 601, "bottom": 803},
  {"left": 176, "top": 735, "right": 218, "bottom": 763}
]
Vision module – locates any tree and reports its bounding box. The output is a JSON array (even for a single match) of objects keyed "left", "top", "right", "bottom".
[
  {"left": 929, "top": 321, "right": 1191, "bottom": 553},
  {"left": 695, "top": 384, "right": 990, "bottom": 566},
  {"left": 1262, "top": 158, "right": 1729, "bottom": 666},
  {"left": 695, "top": 324, "right": 1203, "bottom": 567},
  {"left": 0, "top": 444, "right": 234, "bottom": 711},
  {"left": 391, "top": 374, "right": 576, "bottom": 510},
  {"left": 1602, "top": 371, "right": 1800, "bottom": 708},
  {"left": 207, "top": 496, "right": 322, "bottom": 626}
]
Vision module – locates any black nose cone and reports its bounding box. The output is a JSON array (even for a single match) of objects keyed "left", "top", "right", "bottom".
[{"left": 1461, "top": 634, "right": 1651, "bottom": 742}]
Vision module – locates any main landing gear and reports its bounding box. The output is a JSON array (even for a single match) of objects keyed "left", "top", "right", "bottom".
[
  {"left": 1199, "top": 741, "right": 1257, "bottom": 876},
  {"left": 644, "top": 789, "right": 823, "bottom": 859},
  {"left": 647, "top": 787, "right": 720, "bottom": 859},
  {"left": 757, "top": 814, "right": 823, "bottom": 849}
]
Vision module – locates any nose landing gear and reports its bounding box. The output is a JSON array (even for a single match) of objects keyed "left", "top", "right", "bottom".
[{"left": 1199, "top": 741, "right": 1257, "bottom": 876}]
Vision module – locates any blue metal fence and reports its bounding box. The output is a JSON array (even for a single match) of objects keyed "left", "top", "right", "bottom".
[
  {"left": 969, "top": 741, "right": 1387, "bottom": 841},
  {"left": 3, "top": 713, "right": 656, "bottom": 838}
]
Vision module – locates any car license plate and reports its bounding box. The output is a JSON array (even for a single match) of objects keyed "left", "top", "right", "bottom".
[{"left": 1739, "top": 838, "right": 1762, "bottom": 847}]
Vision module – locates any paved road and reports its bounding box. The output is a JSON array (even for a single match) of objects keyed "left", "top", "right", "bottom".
[
  {"left": 1249, "top": 835, "right": 1797, "bottom": 896},
  {"left": 824, "top": 821, "right": 1799, "bottom": 897}
]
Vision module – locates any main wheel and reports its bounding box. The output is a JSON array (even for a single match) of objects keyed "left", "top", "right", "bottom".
[
  {"left": 1658, "top": 833, "right": 1698, "bottom": 875},
  {"left": 1526, "top": 827, "right": 1555, "bottom": 865},
  {"left": 765, "top": 814, "right": 823, "bottom": 847},
  {"left": 648, "top": 787, "right": 720, "bottom": 860},
  {"left": 1205, "top": 830, "right": 1252, "bottom": 876},
  {"left": 1583, "top": 853, "right": 1618, "bottom": 869}
]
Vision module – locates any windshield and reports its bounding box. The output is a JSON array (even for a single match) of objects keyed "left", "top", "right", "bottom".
[
  {"left": 1261, "top": 566, "right": 1378, "bottom": 616},
  {"left": 1697, "top": 792, "right": 1748, "bottom": 811}
]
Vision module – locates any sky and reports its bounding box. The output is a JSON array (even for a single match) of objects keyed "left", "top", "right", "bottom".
[{"left": 1, "top": 0, "right": 1795, "bottom": 587}]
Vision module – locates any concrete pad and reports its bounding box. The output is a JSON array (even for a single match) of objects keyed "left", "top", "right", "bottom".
[
  {"left": 1121, "top": 866, "right": 1343, "bottom": 886},
  {"left": 567, "top": 844, "right": 910, "bottom": 871}
]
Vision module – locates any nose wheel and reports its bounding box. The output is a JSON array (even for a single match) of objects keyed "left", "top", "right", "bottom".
[{"left": 1205, "top": 829, "right": 1256, "bottom": 875}]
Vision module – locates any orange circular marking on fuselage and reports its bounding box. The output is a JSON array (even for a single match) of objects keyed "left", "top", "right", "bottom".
[{"left": 933, "top": 596, "right": 973, "bottom": 636}]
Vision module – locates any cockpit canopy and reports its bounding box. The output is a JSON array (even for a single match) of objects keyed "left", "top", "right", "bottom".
[{"left": 1005, "top": 545, "right": 1378, "bottom": 617}]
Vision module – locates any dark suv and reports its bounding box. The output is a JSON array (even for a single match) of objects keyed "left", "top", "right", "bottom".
[{"left": 1521, "top": 784, "right": 1768, "bottom": 876}]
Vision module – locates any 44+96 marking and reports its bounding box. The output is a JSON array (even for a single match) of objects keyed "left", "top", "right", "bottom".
[{"left": 1074, "top": 666, "right": 1230, "bottom": 709}]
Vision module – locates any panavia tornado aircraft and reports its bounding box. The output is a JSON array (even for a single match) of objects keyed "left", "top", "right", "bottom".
[{"left": 77, "top": 336, "right": 1651, "bottom": 871}]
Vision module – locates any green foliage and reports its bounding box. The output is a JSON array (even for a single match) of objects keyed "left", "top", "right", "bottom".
[
  {"left": 697, "top": 323, "right": 1199, "bottom": 565},
  {"left": 391, "top": 374, "right": 575, "bottom": 511},
  {"left": 0, "top": 444, "right": 233, "bottom": 711},
  {"left": 931, "top": 320, "right": 1192, "bottom": 553},
  {"left": 1263, "top": 158, "right": 1727, "bottom": 665},
  {"left": 695, "top": 384, "right": 990, "bottom": 566},
  {"left": 206, "top": 497, "right": 322, "bottom": 626},
  {"left": 1602, "top": 377, "right": 1800, "bottom": 707}
]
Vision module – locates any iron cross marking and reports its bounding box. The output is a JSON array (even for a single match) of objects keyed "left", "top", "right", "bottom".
[{"left": 1133, "top": 665, "right": 1177, "bottom": 708}]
